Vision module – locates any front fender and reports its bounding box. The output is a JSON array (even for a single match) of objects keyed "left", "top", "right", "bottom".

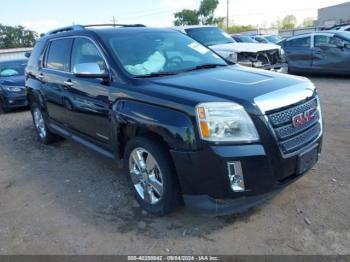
[{"left": 113, "top": 100, "right": 198, "bottom": 152}]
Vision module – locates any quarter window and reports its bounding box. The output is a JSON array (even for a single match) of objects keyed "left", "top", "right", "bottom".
[
  {"left": 286, "top": 37, "right": 311, "bottom": 48},
  {"left": 46, "top": 39, "right": 72, "bottom": 71},
  {"left": 71, "top": 38, "right": 106, "bottom": 73}
]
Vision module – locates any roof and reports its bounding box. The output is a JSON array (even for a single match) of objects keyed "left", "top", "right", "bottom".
[
  {"left": 0, "top": 58, "right": 28, "bottom": 63},
  {"left": 42, "top": 24, "right": 177, "bottom": 40},
  {"left": 172, "top": 25, "right": 217, "bottom": 33},
  {"left": 285, "top": 30, "right": 350, "bottom": 40},
  {"left": 0, "top": 47, "right": 32, "bottom": 54}
]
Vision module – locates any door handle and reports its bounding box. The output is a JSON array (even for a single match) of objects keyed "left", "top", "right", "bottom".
[
  {"left": 63, "top": 80, "right": 73, "bottom": 88},
  {"left": 38, "top": 73, "right": 44, "bottom": 80}
]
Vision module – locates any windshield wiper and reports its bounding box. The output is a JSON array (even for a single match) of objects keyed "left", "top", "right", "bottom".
[
  {"left": 134, "top": 72, "right": 178, "bottom": 78},
  {"left": 184, "top": 63, "right": 227, "bottom": 72}
]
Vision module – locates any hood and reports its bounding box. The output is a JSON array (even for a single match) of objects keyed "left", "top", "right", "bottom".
[
  {"left": 149, "top": 65, "right": 310, "bottom": 115},
  {"left": 211, "top": 42, "right": 281, "bottom": 53},
  {"left": 0, "top": 75, "right": 25, "bottom": 87}
]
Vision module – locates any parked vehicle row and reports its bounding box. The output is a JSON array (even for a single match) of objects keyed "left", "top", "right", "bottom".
[
  {"left": 0, "top": 59, "right": 28, "bottom": 112},
  {"left": 173, "top": 26, "right": 288, "bottom": 73},
  {"left": 280, "top": 31, "right": 350, "bottom": 75},
  {"left": 24, "top": 24, "right": 323, "bottom": 216}
]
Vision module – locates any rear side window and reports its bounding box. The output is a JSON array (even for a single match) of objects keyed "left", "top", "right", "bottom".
[
  {"left": 46, "top": 39, "right": 72, "bottom": 71},
  {"left": 27, "top": 40, "right": 46, "bottom": 68},
  {"left": 286, "top": 37, "right": 311, "bottom": 48}
]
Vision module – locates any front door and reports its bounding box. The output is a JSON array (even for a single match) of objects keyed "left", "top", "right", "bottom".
[
  {"left": 63, "top": 37, "right": 111, "bottom": 144},
  {"left": 312, "top": 34, "right": 350, "bottom": 74}
]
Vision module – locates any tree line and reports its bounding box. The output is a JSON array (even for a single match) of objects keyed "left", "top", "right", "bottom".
[
  {"left": 173, "top": 0, "right": 315, "bottom": 33},
  {"left": 0, "top": 24, "right": 38, "bottom": 49}
]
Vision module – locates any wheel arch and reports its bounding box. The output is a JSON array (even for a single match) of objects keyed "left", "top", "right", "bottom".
[{"left": 111, "top": 99, "right": 198, "bottom": 161}]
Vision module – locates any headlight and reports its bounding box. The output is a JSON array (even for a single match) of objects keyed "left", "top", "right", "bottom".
[
  {"left": 226, "top": 52, "right": 238, "bottom": 63},
  {"left": 3, "top": 86, "right": 22, "bottom": 92},
  {"left": 196, "top": 102, "right": 259, "bottom": 142},
  {"left": 279, "top": 48, "right": 285, "bottom": 58}
]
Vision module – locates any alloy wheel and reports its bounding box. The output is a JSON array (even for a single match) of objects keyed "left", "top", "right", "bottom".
[
  {"left": 33, "top": 108, "right": 47, "bottom": 139},
  {"left": 129, "top": 148, "right": 164, "bottom": 205}
]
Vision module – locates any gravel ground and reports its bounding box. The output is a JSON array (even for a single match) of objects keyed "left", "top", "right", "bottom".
[{"left": 0, "top": 77, "right": 349, "bottom": 255}]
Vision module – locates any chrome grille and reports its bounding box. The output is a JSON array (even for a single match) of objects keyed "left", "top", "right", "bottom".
[
  {"left": 269, "top": 98, "right": 318, "bottom": 127},
  {"left": 267, "top": 97, "right": 321, "bottom": 154}
]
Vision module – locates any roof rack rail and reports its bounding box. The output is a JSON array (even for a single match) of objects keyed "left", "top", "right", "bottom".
[
  {"left": 83, "top": 24, "right": 146, "bottom": 28},
  {"left": 46, "top": 25, "right": 84, "bottom": 35},
  {"left": 45, "top": 24, "right": 146, "bottom": 36}
]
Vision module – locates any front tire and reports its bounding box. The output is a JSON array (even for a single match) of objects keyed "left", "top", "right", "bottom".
[
  {"left": 0, "top": 98, "right": 10, "bottom": 114},
  {"left": 30, "top": 103, "right": 61, "bottom": 144},
  {"left": 124, "top": 136, "right": 182, "bottom": 216}
]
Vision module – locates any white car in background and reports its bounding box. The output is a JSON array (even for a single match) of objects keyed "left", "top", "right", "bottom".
[
  {"left": 338, "top": 25, "right": 350, "bottom": 31},
  {"left": 172, "top": 25, "right": 288, "bottom": 73}
]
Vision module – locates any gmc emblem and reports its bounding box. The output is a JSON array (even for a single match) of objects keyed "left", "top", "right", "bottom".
[{"left": 292, "top": 108, "right": 317, "bottom": 128}]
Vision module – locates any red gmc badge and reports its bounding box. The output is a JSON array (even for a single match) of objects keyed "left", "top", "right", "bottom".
[{"left": 292, "top": 108, "right": 317, "bottom": 128}]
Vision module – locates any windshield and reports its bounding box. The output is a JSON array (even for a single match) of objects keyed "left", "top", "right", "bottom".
[
  {"left": 185, "top": 27, "right": 235, "bottom": 46},
  {"left": 265, "top": 35, "right": 282, "bottom": 43},
  {"left": 103, "top": 31, "right": 227, "bottom": 77},
  {"left": 235, "top": 36, "right": 258, "bottom": 43},
  {"left": 337, "top": 32, "right": 350, "bottom": 41},
  {"left": 0, "top": 60, "right": 26, "bottom": 77}
]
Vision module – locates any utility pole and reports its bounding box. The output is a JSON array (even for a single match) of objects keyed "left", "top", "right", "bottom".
[
  {"left": 226, "top": 0, "right": 230, "bottom": 30},
  {"left": 111, "top": 16, "right": 117, "bottom": 26}
]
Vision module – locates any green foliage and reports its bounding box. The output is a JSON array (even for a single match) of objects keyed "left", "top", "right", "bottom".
[
  {"left": 173, "top": 0, "right": 224, "bottom": 26},
  {"left": 221, "top": 24, "right": 256, "bottom": 34},
  {"left": 302, "top": 17, "right": 315, "bottom": 28},
  {"left": 174, "top": 9, "right": 200, "bottom": 26},
  {"left": 280, "top": 15, "right": 298, "bottom": 29},
  {"left": 0, "top": 24, "right": 38, "bottom": 49}
]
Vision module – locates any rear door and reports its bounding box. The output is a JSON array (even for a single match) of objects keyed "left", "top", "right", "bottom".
[
  {"left": 283, "top": 35, "right": 313, "bottom": 71},
  {"left": 312, "top": 33, "right": 350, "bottom": 74},
  {"left": 41, "top": 38, "right": 73, "bottom": 125}
]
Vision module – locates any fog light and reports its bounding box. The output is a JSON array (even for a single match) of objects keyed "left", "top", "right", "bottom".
[
  {"left": 227, "top": 162, "right": 245, "bottom": 192},
  {"left": 8, "top": 100, "right": 14, "bottom": 104}
]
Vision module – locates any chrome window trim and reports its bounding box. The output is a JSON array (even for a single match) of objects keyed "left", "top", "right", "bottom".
[{"left": 42, "top": 35, "right": 111, "bottom": 75}]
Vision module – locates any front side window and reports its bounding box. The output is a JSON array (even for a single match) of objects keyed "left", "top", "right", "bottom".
[
  {"left": 286, "top": 37, "right": 311, "bottom": 48},
  {"left": 0, "top": 60, "right": 26, "bottom": 77},
  {"left": 103, "top": 31, "right": 227, "bottom": 77},
  {"left": 185, "top": 27, "right": 235, "bottom": 46},
  {"left": 46, "top": 38, "right": 72, "bottom": 71},
  {"left": 71, "top": 38, "right": 107, "bottom": 73}
]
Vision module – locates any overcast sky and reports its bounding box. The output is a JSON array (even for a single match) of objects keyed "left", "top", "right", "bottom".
[{"left": 0, "top": 0, "right": 347, "bottom": 33}]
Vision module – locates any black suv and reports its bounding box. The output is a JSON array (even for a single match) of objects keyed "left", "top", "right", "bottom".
[{"left": 26, "top": 24, "right": 323, "bottom": 216}]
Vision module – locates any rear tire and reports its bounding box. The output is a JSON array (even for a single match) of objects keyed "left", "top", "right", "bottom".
[
  {"left": 124, "top": 136, "right": 182, "bottom": 216},
  {"left": 30, "top": 103, "right": 61, "bottom": 144}
]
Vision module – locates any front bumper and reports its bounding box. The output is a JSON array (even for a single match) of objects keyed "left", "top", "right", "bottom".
[
  {"left": 1, "top": 93, "right": 28, "bottom": 109},
  {"left": 171, "top": 135, "right": 322, "bottom": 215}
]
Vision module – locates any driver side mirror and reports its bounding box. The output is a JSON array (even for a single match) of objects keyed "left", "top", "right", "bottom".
[{"left": 73, "top": 63, "right": 109, "bottom": 79}]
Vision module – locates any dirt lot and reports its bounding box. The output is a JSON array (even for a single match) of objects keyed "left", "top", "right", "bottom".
[{"left": 0, "top": 77, "right": 349, "bottom": 255}]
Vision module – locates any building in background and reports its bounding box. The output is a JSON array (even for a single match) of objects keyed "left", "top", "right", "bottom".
[
  {"left": 0, "top": 48, "right": 31, "bottom": 62},
  {"left": 318, "top": 1, "right": 350, "bottom": 27}
]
